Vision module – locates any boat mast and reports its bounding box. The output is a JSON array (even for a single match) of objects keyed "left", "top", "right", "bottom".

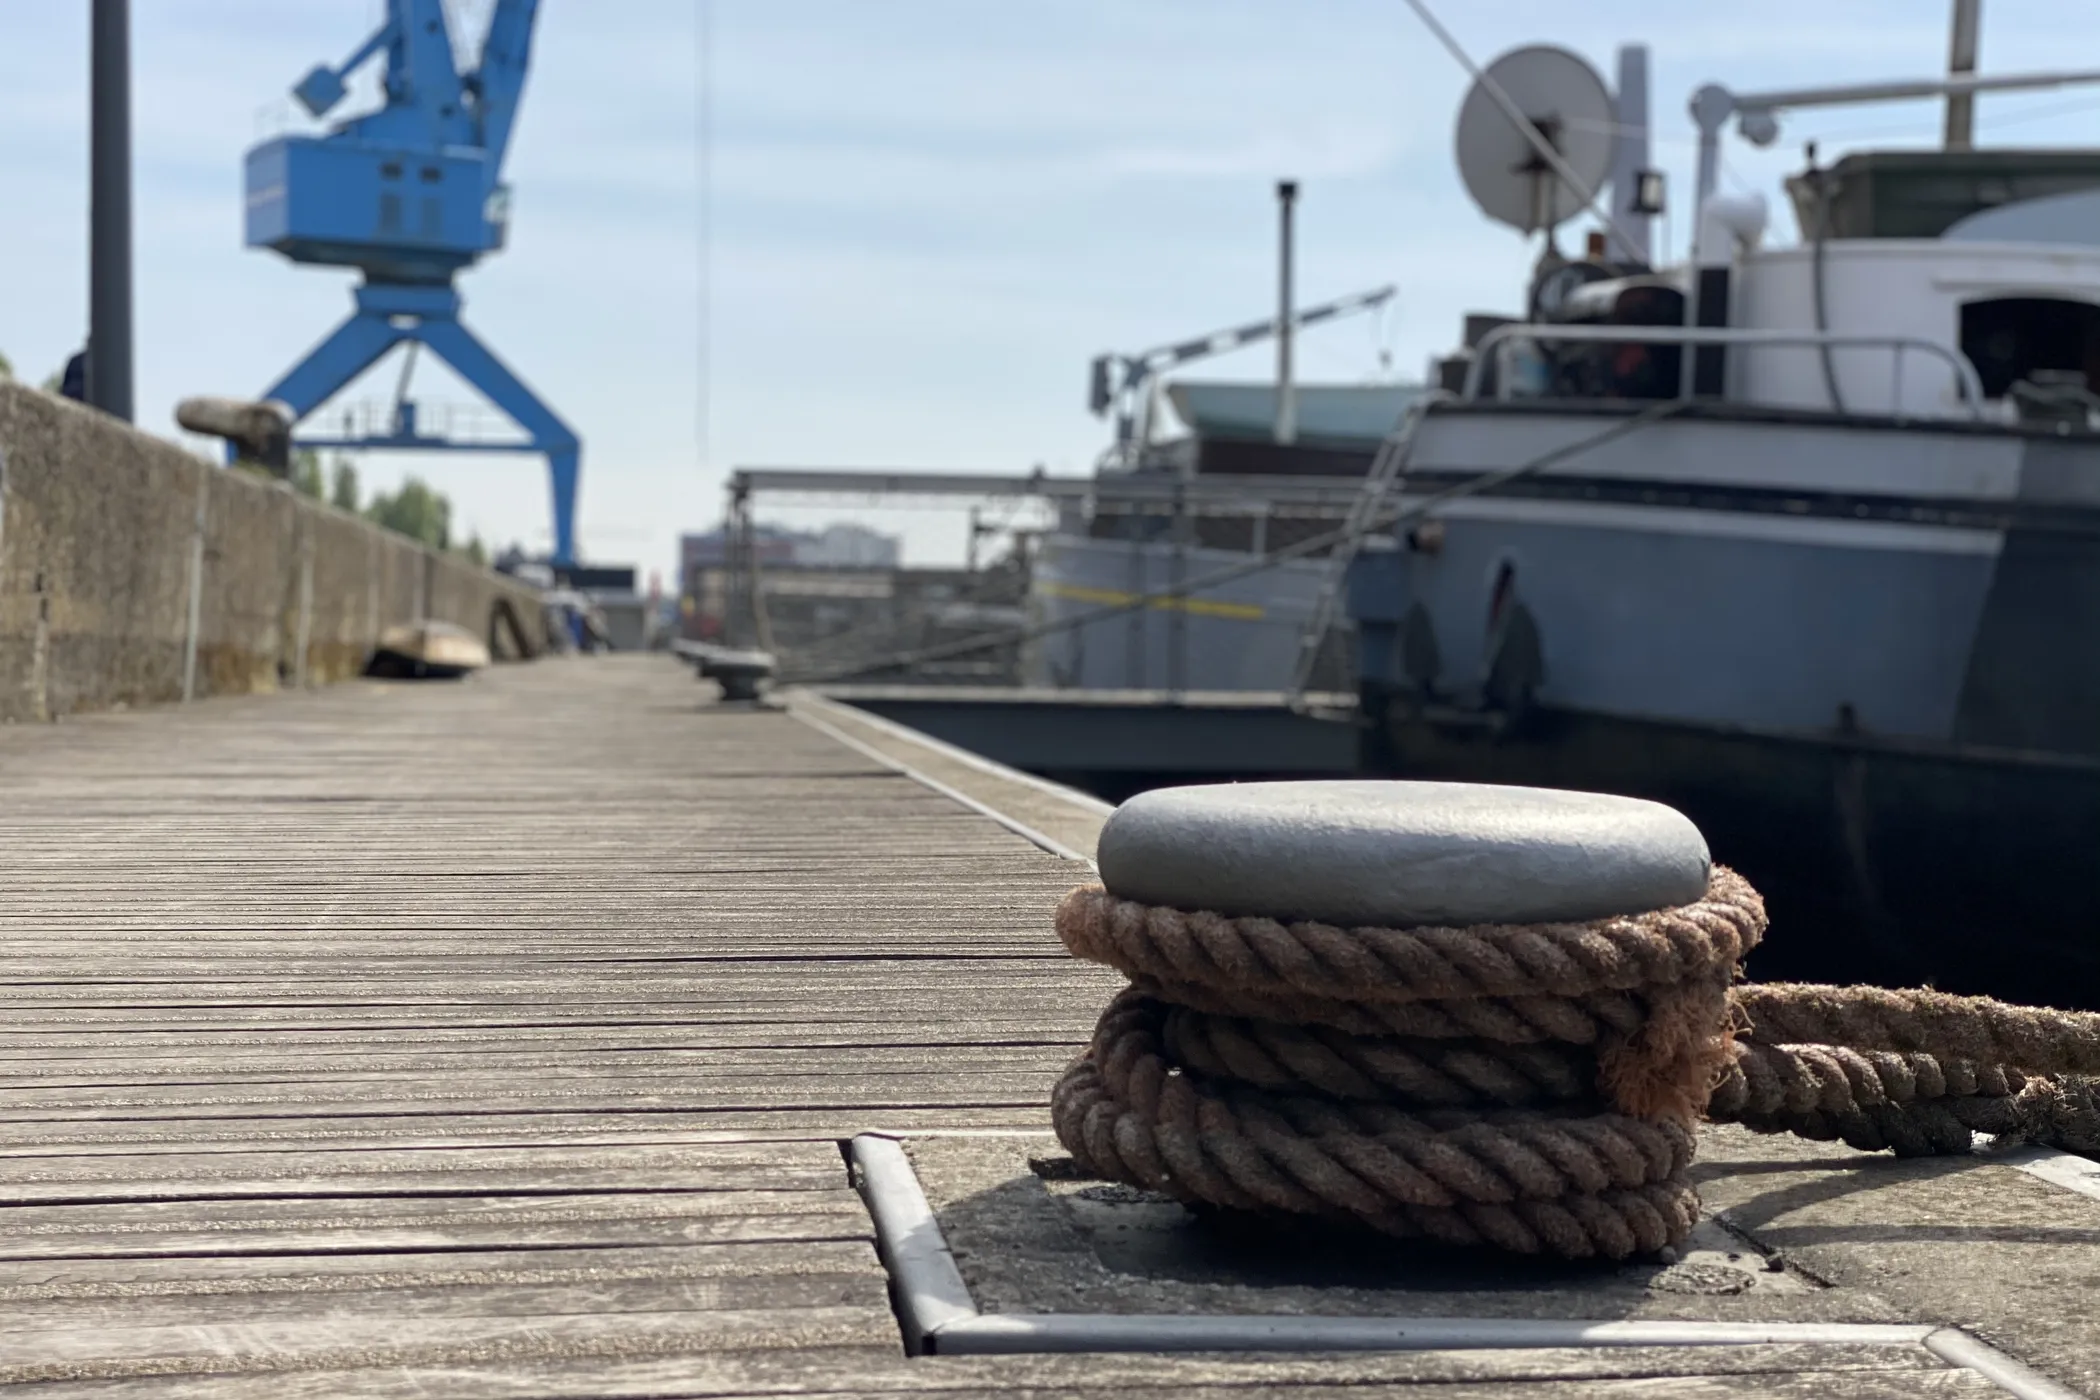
[
  {"left": 1275, "top": 181, "right": 1299, "bottom": 447},
  {"left": 1943, "top": 0, "right": 1981, "bottom": 150},
  {"left": 1607, "top": 45, "right": 1655, "bottom": 266}
]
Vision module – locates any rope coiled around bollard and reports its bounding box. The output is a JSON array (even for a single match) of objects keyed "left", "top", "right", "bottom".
[{"left": 1049, "top": 868, "right": 2100, "bottom": 1260}]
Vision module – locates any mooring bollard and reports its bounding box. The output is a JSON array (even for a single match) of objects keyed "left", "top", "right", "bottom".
[
  {"left": 704, "top": 648, "right": 776, "bottom": 703},
  {"left": 673, "top": 640, "right": 777, "bottom": 703},
  {"left": 1047, "top": 779, "right": 2100, "bottom": 1260}
]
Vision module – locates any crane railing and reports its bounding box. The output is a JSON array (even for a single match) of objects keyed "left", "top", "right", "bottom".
[{"left": 1460, "top": 323, "right": 1989, "bottom": 420}]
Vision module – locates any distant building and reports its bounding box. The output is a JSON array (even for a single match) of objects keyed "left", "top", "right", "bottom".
[
  {"left": 795, "top": 523, "right": 902, "bottom": 569},
  {"left": 679, "top": 522, "right": 901, "bottom": 593}
]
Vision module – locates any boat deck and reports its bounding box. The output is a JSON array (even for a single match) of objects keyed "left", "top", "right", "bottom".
[{"left": 1, "top": 657, "right": 2097, "bottom": 1396}]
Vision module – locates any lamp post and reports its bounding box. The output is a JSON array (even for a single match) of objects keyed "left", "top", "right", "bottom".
[{"left": 88, "top": 0, "right": 134, "bottom": 422}]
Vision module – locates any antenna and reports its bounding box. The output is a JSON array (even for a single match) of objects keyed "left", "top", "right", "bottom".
[{"left": 1454, "top": 45, "right": 1615, "bottom": 239}]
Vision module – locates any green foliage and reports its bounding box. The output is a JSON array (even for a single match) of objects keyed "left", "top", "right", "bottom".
[
  {"left": 364, "top": 476, "right": 452, "bottom": 551},
  {"left": 0, "top": 350, "right": 12, "bottom": 379},
  {"left": 223, "top": 453, "right": 482, "bottom": 566},
  {"left": 289, "top": 448, "right": 325, "bottom": 500},
  {"left": 329, "top": 458, "right": 360, "bottom": 513},
  {"left": 40, "top": 368, "right": 62, "bottom": 394}
]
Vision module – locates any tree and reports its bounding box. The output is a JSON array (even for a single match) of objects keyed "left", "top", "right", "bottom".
[
  {"left": 364, "top": 476, "right": 452, "bottom": 551},
  {"left": 289, "top": 448, "right": 325, "bottom": 500},
  {"left": 460, "top": 534, "right": 488, "bottom": 567},
  {"left": 329, "top": 458, "right": 360, "bottom": 512},
  {"left": 0, "top": 350, "right": 12, "bottom": 379}
]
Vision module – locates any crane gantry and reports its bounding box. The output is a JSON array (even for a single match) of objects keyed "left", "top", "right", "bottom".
[{"left": 243, "top": 0, "right": 583, "bottom": 566}]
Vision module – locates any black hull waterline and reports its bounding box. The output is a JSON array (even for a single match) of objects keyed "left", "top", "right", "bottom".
[{"left": 1360, "top": 691, "right": 2100, "bottom": 1010}]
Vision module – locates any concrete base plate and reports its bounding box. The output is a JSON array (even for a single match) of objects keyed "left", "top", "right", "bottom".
[
  {"left": 855, "top": 1130, "right": 2095, "bottom": 1397},
  {"left": 905, "top": 1134, "right": 1866, "bottom": 1327}
]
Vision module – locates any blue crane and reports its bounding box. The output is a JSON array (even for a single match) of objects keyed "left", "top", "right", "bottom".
[{"left": 242, "top": 0, "right": 582, "bottom": 565}]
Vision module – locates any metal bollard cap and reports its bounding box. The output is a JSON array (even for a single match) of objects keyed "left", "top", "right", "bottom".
[{"left": 1096, "top": 780, "right": 1710, "bottom": 927}]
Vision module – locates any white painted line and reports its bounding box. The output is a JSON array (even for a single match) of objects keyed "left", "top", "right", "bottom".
[
  {"left": 1998, "top": 1146, "right": 2100, "bottom": 1206},
  {"left": 791, "top": 704, "right": 1096, "bottom": 866}
]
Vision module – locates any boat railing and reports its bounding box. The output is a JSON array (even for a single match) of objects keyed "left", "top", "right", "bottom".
[{"left": 1460, "top": 324, "right": 1989, "bottom": 420}]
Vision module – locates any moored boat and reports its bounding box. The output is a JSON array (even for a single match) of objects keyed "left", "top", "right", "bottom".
[{"left": 1344, "top": 29, "right": 2100, "bottom": 1004}]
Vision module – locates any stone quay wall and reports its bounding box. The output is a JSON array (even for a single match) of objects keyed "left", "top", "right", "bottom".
[{"left": 0, "top": 381, "right": 545, "bottom": 723}]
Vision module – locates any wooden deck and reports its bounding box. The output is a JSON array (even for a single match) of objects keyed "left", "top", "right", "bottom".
[
  {"left": 0, "top": 658, "right": 1107, "bottom": 1393},
  {"left": 1, "top": 657, "right": 2095, "bottom": 1397}
]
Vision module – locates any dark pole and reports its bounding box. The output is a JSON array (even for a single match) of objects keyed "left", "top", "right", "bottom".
[
  {"left": 89, "top": 0, "right": 134, "bottom": 422},
  {"left": 1274, "top": 180, "right": 1298, "bottom": 445}
]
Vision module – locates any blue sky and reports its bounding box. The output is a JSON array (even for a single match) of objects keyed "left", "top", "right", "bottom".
[{"left": 6, "top": 2, "right": 2100, "bottom": 578}]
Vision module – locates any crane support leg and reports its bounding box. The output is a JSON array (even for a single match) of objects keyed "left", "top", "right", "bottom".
[
  {"left": 256, "top": 304, "right": 404, "bottom": 427},
  {"left": 255, "top": 282, "right": 583, "bottom": 566},
  {"left": 414, "top": 314, "right": 581, "bottom": 568}
]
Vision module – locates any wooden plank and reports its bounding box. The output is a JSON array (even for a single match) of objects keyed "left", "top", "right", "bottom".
[
  {"left": 0, "top": 1241, "right": 882, "bottom": 1294},
  {"left": 0, "top": 1271, "right": 891, "bottom": 1328},
  {"left": 0, "top": 1029, "right": 1086, "bottom": 1062},
  {"left": 0, "top": 1075, "right": 1065, "bottom": 1120},
  {"left": 0, "top": 1187, "right": 860, "bottom": 1227},
  {"left": 0, "top": 1305, "right": 895, "bottom": 1385},
  {"left": 0, "top": 1273, "right": 889, "bottom": 1330},
  {"left": 0, "top": 1140, "right": 854, "bottom": 1194},
  {"left": 0, "top": 1109, "right": 1056, "bottom": 1155},
  {"left": 0, "top": 1166, "right": 851, "bottom": 1205},
  {"left": 0, "top": 1220, "right": 869, "bottom": 1263},
  {"left": 0, "top": 1345, "right": 1970, "bottom": 1400}
]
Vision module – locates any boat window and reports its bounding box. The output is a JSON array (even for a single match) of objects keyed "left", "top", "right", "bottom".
[{"left": 1958, "top": 296, "right": 2100, "bottom": 398}]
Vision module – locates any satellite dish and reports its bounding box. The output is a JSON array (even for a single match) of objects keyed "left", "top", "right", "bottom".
[{"left": 1455, "top": 45, "right": 1615, "bottom": 235}]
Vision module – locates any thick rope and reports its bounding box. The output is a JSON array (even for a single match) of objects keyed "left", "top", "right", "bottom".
[
  {"left": 1050, "top": 869, "right": 2100, "bottom": 1261},
  {"left": 1061, "top": 869, "right": 1766, "bottom": 1123},
  {"left": 1055, "top": 991, "right": 1699, "bottom": 1259},
  {"left": 1732, "top": 984, "right": 2100, "bottom": 1076},
  {"left": 1058, "top": 873, "right": 1761, "bottom": 1010}
]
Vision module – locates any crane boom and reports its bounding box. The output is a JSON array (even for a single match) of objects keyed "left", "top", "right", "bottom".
[
  {"left": 1089, "top": 285, "right": 1396, "bottom": 420},
  {"left": 1087, "top": 285, "right": 1397, "bottom": 467},
  {"left": 1133, "top": 286, "right": 1395, "bottom": 384},
  {"left": 472, "top": 0, "right": 543, "bottom": 177}
]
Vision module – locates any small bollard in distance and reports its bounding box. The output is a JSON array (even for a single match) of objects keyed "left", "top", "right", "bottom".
[{"left": 672, "top": 639, "right": 776, "bottom": 702}]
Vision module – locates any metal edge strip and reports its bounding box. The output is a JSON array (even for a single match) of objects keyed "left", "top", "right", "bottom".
[
  {"left": 929, "top": 1313, "right": 1936, "bottom": 1356},
  {"left": 791, "top": 704, "right": 1096, "bottom": 866},
  {"left": 1997, "top": 1145, "right": 2100, "bottom": 1205},
  {"left": 793, "top": 690, "right": 1116, "bottom": 818},
  {"left": 1925, "top": 1327, "right": 2091, "bottom": 1400},
  {"left": 848, "top": 1133, "right": 980, "bottom": 1355}
]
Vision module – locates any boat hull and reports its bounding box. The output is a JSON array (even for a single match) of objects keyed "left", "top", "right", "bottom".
[
  {"left": 1025, "top": 533, "right": 1332, "bottom": 691},
  {"left": 1361, "top": 690, "right": 2100, "bottom": 1008}
]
